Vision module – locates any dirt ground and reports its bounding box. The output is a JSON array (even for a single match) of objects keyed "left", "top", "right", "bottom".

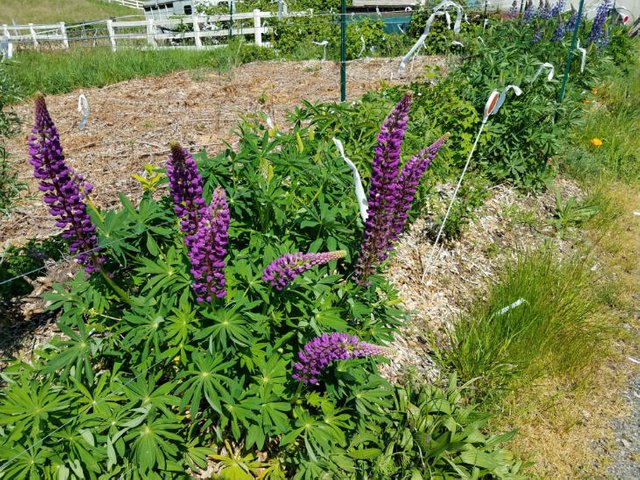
[{"left": 1, "top": 56, "right": 445, "bottom": 247}]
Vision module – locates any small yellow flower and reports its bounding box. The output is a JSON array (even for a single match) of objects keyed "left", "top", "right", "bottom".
[
  {"left": 592, "top": 88, "right": 599, "bottom": 94},
  {"left": 590, "top": 138, "right": 603, "bottom": 147},
  {"left": 583, "top": 99, "right": 590, "bottom": 105}
]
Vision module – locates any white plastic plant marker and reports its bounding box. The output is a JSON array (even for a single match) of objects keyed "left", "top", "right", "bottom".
[
  {"left": 633, "top": 211, "right": 640, "bottom": 216},
  {"left": 496, "top": 298, "right": 527, "bottom": 316},
  {"left": 333, "top": 138, "right": 368, "bottom": 222},
  {"left": 77, "top": 94, "right": 89, "bottom": 130},
  {"left": 312, "top": 40, "right": 329, "bottom": 61},
  {"left": 629, "top": 357, "right": 640, "bottom": 365},
  {"left": 530, "top": 62, "right": 555, "bottom": 82},
  {"left": 494, "top": 84, "right": 523, "bottom": 113},
  {"left": 451, "top": 40, "right": 464, "bottom": 48}
]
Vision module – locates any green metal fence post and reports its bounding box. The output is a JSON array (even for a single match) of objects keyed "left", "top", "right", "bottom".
[
  {"left": 340, "top": 0, "right": 346, "bottom": 102},
  {"left": 558, "top": 0, "right": 585, "bottom": 102}
]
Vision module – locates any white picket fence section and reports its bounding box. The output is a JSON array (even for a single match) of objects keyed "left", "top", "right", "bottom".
[
  {"left": 1, "top": 10, "right": 307, "bottom": 55},
  {"left": 105, "top": 0, "right": 144, "bottom": 9}
]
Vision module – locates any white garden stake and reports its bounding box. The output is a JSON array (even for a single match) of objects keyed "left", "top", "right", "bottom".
[
  {"left": 77, "top": 94, "right": 89, "bottom": 130},
  {"left": 333, "top": 138, "right": 368, "bottom": 222},
  {"left": 421, "top": 86, "right": 523, "bottom": 282},
  {"left": 530, "top": 62, "right": 555, "bottom": 83}
]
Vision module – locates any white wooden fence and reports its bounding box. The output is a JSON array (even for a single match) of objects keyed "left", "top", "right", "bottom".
[
  {"left": 105, "top": 0, "right": 144, "bottom": 9},
  {"left": 1, "top": 10, "right": 306, "bottom": 56}
]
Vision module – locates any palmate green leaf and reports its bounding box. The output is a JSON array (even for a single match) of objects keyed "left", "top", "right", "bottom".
[
  {"left": 0, "top": 377, "right": 70, "bottom": 440},
  {"left": 122, "top": 373, "right": 181, "bottom": 417},
  {"left": 52, "top": 424, "right": 105, "bottom": 475},
  {"left": 120, "top": 311, "right": 164, "bottom": 363},
  {"left": 124, "top": 412, "right": 184, "bottom": 474},
  {"left": 0, "top": 442, "right": 54, "bottom": 480},
  {"left": 134, "top": 246, "right": 192, "bottom": 298},
  {"left": 43, "top": 319, "right": 101, "bottom": 384},
  {"left": 198, "top": 306, "right": 255, "bottom": 350},
  {"left": 176, "top": 351, "right": 235, "bottom": 415}
]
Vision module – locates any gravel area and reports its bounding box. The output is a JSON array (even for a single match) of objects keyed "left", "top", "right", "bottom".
[{"left": 609, "top": 373, "right": 640, "bottom": 479}]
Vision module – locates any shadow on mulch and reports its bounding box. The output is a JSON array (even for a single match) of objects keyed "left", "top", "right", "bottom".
[{"left": 0, "top": 301, "right": 58, "bottom": 367}]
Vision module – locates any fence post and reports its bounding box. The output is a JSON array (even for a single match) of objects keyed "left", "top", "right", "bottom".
[
  {"left": 192, "top": 15, "right": 202, "bottom": 49},
  {"left": 3, "top": 24, "right": 10, "bottom": 38},
  {"left": 28, "top": 23, "right": 38, "bottom": 47},
  {"left": 60, "top": 22, "right": 69, "bottom": 49},
  {"left": 106, "top": 20, "right": 117, "bottom": 52},
  {"left": 146, "top": 18, "right": 157, "bottom": 48},
  {"left": 253, "top": 9, "right": 262, "bottom": 46}
]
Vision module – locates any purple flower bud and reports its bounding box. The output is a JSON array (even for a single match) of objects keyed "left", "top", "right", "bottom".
[
  {"left": 262, "top": 250, "right": 346, "bottom": 291},
  {"left": 549, "top": 0, "right": 565, "bottom": 18},
  {"left": 292, "top": 332, "right": 385, "bottom": 385},
  {"left": 167, "top": 145, "right": 229, "bottom": 301},
  {"left": 28, "top": 94, "right": 107, "bottom": 274},
  {"left": 391, "top": 136, "right": 447, "bottom": 242},
  {"left": 565, "top": 6, "right": 579, "bottom": 33}
]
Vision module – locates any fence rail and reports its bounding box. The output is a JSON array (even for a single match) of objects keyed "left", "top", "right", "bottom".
[
  {"left": 106, "top": 0, "right": 144, "bottom": 9},
  {"left": 1, "top": 10, "right": 308, "bottom": 55}
]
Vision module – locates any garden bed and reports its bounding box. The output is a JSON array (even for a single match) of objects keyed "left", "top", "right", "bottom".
[{"left": 0, "top": 56, "right": 445, "bottom": 246}]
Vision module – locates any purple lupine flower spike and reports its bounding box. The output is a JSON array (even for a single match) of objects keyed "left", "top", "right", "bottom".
[
  {"left": 167, "top": 143, "right": 207, "bottom": 237},
  {"left": 551, "top": 14, "right": 566, "bottom": 41},
  {"left": 523, "top": 1, "right": 535, "bottom": 24},
  {"left": 292, "top": 332, "right": 385, "bottom": 385},
  {"left": 354, "top": 93, "right": 412, "bottom": 284},
  {"left": 507, "top": 0, "right": 518, "bottom": 18},
  {"left": 189, "top": 187, "right": 229, "bottom": 301},
  {"left": 588, "top": 1, "right": 611, "bottom": 45},
  {"left": 29, "top": 94, "right": 106, "bottom": 274},
  {"left": 549, "top": 0, "right": 565, "bottom": 18},
  {"left": 263, "top": 250, "right": 346, "bottom": 291},
  {"left": 539, "top": 0, "right": 552, "bottom": 20},
  {"left": 565, "top": 5, "right": 578, "bottom": 33},
  {"left": 391, "top": 136, "right": 448, "bottom": 241},
  {"left": 167, "top": 144, "right": 228, "bottom": 301}
]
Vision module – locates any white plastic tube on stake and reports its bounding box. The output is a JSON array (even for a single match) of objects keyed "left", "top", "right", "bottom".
[
  {"left": 421, "top": 86, "right": 522, "bottom": 282},
  {"left": 77, "top": 94, "right": 89, "bottom": 130},
  {"left": 333, "top": 138, "right": 368, "bottom": 222},
  {"left": 530, "top": 62, "right": 555, "bottom": 82}
]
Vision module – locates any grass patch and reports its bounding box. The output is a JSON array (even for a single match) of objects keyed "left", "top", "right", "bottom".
[
  {"left": 5, "top": 43, "right": 274, "bottom": 98},
  {"left": 562, "top": 46, "right": 640, "bottom": 181},
  {"left": 0, "top": 0, "right": 136, "bottom": 24},
  {"left": 445, "top": 247, "right": 607, "bottom": 399}
]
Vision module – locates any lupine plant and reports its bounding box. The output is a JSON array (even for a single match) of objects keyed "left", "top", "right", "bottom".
[{"left": 0, "top": 93, "right": 526, "bottom": 479}]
